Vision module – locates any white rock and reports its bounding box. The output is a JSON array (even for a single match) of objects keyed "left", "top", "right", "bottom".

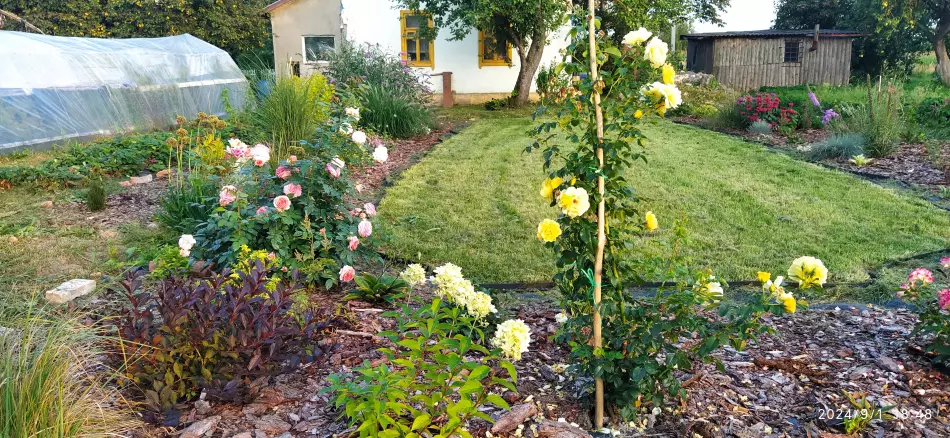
[
  {"left": 45, "top": 279, "right": 96, "bottom": 304},
  {"left": 181, "top": 415, "right": 220, "bottom": 438},
  {"left": 130, "top": 174, "right": 153, "bottom": 184}
]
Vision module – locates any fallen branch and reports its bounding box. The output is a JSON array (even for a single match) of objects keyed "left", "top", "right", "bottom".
[
  {"left": 336, "top": 329, "right": 381, "bottom": 339},
  {"left": 753, "top": 356, "right": 833, "bottom": 385}
]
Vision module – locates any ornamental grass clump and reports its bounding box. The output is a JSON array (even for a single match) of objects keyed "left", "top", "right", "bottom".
[{"left": 530, "top": 10, "right": 825, "bottom": 425}]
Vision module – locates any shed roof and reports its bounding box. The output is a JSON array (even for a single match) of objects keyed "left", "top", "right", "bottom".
[{"left": 681, "top": 29, "right": 866, "bottom": 40}]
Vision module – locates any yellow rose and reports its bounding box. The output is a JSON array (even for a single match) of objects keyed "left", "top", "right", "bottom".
[
  {"left": 645, "top": 211, "right": 658, "bottom": 231},
  {"left": 558, "top": 187, "right": 590, "bottom": 218},
  {"left": 643, "top": 82, "right": 682, "bottom": 111},
  {"left": 622, "top": 27, "right": 653, "bottom": 46},
  {"left": 757, "top": 271, "right": 771, "bottom": 283},
  {"left": 788, "top": 256, "right": 828, "bottom": 289},
  {"left": 644, "top": 37, "right": 669, "bottom": 68},
  {"left": 536, "top": 219, "right": 562, "bottom": 242},
  {"left": 662, "top": 64, "right": 676, "bottom": 85},
  {"left": 779, "top": 292, "right": 797, "bottom": 313},
  {"left": 540, "top": 177, "right": 563, "bottom": 201},
  {"left": 634, "top": 109, "right": 643, "bottom": 119}
]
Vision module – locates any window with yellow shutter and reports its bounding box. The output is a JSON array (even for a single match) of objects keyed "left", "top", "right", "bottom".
[
  {"left": 478, "top": 29, "right": 512, "bottom": 68},
  {"left": 400, "top": 11, "right": 434, "bottom": 68}
]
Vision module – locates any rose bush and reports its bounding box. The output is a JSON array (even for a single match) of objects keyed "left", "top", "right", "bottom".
[{"left": 898, "top": 258, "right": 950, "bottom": 363}]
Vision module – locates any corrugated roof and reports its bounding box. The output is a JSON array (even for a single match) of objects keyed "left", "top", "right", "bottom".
[{"left": 681, "top": 29, "right": 866, "bottom": 39}]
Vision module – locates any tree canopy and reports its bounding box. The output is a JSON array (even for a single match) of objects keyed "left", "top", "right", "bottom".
[{"left": 580, "top": 0, "right": 727, "bottom": 47}]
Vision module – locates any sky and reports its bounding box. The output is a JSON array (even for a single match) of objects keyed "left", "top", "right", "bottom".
[{"left": 693, "top": 0, "right": 777, "bottom": 33}]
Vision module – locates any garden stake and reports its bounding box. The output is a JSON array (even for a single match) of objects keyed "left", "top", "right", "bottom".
[{"left": 587, "top": 0, "right": 606, "bottom": 429}]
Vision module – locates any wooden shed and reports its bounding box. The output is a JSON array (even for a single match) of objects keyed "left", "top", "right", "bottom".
[{"left": 681, "top": 29, "right": 865, "bottom": 90}]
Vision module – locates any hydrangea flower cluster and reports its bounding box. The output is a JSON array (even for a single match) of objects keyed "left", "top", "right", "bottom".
[
  {"left": 431, "top": 263, "right": 497, "bottom": 320},
  {"left": 399, "top": 263, "right": 427, "bottom": 288},
  {"left": 491, "top": 319, "right": 532, "bottom": 361}
]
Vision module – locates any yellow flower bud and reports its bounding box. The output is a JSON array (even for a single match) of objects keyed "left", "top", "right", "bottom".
[
  {"left": 757, "top": 271, "right": 771, "bottom": 283},
  {"left": 645, "top": 211, "right": 658, "bottom": 231},
  {"left": 634, "top": 109, "right": 643, "bottom": 119}
]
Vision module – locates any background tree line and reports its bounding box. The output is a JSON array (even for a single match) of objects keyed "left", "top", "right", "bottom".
[{"left": 0, "top": 0, "right": 273, "bottom": 67}]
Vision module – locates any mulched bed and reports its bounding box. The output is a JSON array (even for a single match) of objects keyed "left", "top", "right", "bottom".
[{"left": 53, "top": 178, "right": 167, "bottom": 229}]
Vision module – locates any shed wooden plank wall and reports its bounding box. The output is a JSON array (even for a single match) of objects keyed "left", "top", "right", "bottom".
[{"left": 707, "top": 37, "right": 852, "bottom": 90}]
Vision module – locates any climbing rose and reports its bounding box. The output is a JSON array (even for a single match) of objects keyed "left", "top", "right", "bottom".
[
  {"left": 250, "top": 144, "right": 270, "bottom": 166},
  {"left": 372, "top": 145, "right": 388, "bottom": 163},
  {"left": 178, "top": 234, "right": 196, "bottom": 257},
  {"left": 661, "top": 64, "right": 676, "bottom": 86},
  {"left": 348, "top": 236, "right": 360, "bottom": 251},
  {"left": 939, "top": 289, "right": 950, "bottom": 310},
  {"left": 400, "top": 264, "right": 427, "bottom": 287},
  {"left": 908, "top": 268, "right": 935, "bottom": 287},
  {"left": 540, "top": 177, "right": 563, "bottom": 201},
  {"left": 645, "top": 211, "right": 658, "bottom": 231},
  {"left": 757, "top": 271, "right": 771, "bottom": 284},
  {"left": 339, "top": 265, "right": 356, "bottom": 282},
  {"left": 358, "top": 219, "right": 373, "bottom": 237},
  {"left": 536, "top": 219, "right": 562, "bottom": 242},
  {"left": 352, "top": 131, "right": 367, "bottom": 145},
  {"left": 491, "top": 319, "right": 532, "bottom": 361},
  {"left": 273, "top": 195, "right": 291, "bottom": 212},
  {"left": 643, "top": 82, "right": 682, "bottom": 110},
  {"left": 643, "top": 37, "right": 669, "bottom": 68},
  {"left": 276, "top": 166, "right": 292, "bottom": 180},
  {"left": 622, "top": 27, "right": 652, "bottom": 46},
  {"left": 787, "top": 256, "right": 828, "bottom": 289},
  {"left": 558, "top": 187, "right": 590, "bottom": 218},
  {"left": 326, "top": 162, "right": 341, "bottom": 178},
  {"left": 219, "top": 185, "right": 237, "bottom": 206},
  {"left": 779, "top": 292, "right": 797, "bottom": 313},
  {"left": 283, "top": 183, "right": 302, "bottom": 198}
]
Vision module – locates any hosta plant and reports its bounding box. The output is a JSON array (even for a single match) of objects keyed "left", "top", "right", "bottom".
[
  {"left": 113, "top": 262, "right": 337, "bottom": 413},
  {"left": 898, "top": 259, "right": 950, "bottom": 363},
  {"left": 343, "top": 272, "right": 409, "bottom": 304}
]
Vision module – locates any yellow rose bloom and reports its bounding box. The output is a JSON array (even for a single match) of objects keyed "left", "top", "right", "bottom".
[
  {"left": 645, "top": 211, "right": 658, "bottom": 231},
  {"left": 622, "top": 27, "right": 653, "bottom": 47},
  {"left": 570, "top": 177, "right": 577, "bottom": 185},
  {"left": 662, "top": 64, "right": 676, "bottom": 85},
  {"left": 757, "top": 271, "right": 771, "bottom": 283},
  {"left": 634, "top": 109, "right": 643, "bottom": 119},
  {"left": 537, "top": 219, "right": 562, "bottom": 242},
  {"left": 787, "top": 256, "right": 828, "bottom": 289},
  {"left": 643, "top": 82, "right": 682, "bottom": 111},
  {"left": 540, "top": 177, "right": 563, "bottom": 201},
  {"left": 558, "top": 186, "right": 591, "bottom": 218},
  {"left": 779, "top": 292, "right": 797, "bottom": 313},
  {"left": 643, "top": 37, "right": 669, "bottom": 68}
]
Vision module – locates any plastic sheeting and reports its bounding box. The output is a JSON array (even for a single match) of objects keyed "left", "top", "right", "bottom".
[{"left": 0, "top": 31, "right": 248, "bottom": 151}]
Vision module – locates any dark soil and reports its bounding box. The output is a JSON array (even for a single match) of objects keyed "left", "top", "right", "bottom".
[{"left": 55, "top": 177, "right": 167, "bottom": 229}]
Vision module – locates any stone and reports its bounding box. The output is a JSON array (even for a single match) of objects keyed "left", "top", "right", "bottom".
[
  {"left": 540, "top": 365, "right": 557, "bottom": 382},
  {"left": 98, "top": 228, "right": 118, "bottom": 240},
  {"left": 254, "top": 415, "right": 292, "bottom": 435},
  {"left": 130, "top": 174, "right": 153, "bottom": 184},
  {"left": 674, "top": 72, "right": 716, "bottom": 87},
  {"left": 231, "top": 433, "right": 252, "bottom": 438},
  {"left": 180, "top": 415, "right": 220, "bottom": 438},
  {"left": 156, "top": 169, "right": 171, "bottom": 179},
  {"left": 45, "top": 279, "right": 96, "bottom": 304},
  {"left": 194, "top": 399, "right": 211, "bottom": 416},
  {"left": 39, "top": 200, "right": 53, "bottom": 208},
  {"left": 275, "top": 433, "right": 293, "bottom": 438},
  {"left": 8, "top": 236, "right": 18, "bottom": 244},
  {"left": 287, "top": 412, "right": 300, "bottom": 423},
  {"left": 537, "top": 419, "right": 590, "bottom": 438},
  {"left": 849, "top": 366, "right": 873, "bottom": 380},
  {"left": 503, "top": 391, "right": 521, "bottom": 404},
  {"left": 836, "top": 348, "right": 854, "bottom": 358},
  {"left": 119, "top": 180, "right": 133, "bottom": 187},
  {"left": 491, "top": 403, "right": 538, "bottom": 434},
  {"left": 877, "top": 356, "right": 903, "bottom": 373}
]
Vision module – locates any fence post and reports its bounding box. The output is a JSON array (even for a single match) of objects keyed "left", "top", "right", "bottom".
[{"left": 441, "top": 72, "right": 453, "bottom": 107}]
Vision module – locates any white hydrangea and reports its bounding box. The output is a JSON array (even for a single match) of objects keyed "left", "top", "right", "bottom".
[
  {"left": 467, "top": 291, "right": 497, "bottom": 320},
  {"left": 491, "top": 319, "right": 531, "bottom": 361},
  {"left": 399, "top": 263, "right": 426, "bottom": 287}
]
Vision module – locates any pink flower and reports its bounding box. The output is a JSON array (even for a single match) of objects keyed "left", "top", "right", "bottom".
[
  {"left": 276, "top": 166, "right": 292, "bottom": 180},
  {"left": 250, "top": 144, "right": 270, "bottom": 166},
  {"left": 339, "top": 265, "right": 356, "bottom": 282},
  {"left": 288, "top": 155, "right": 298, "bottom": 164},
  {"left": 267, "top": 252, "right": 276, "bottom": 260},
  {"left": 364, "top": 203, "right": 377, "bottom": 217},
  {"left": 256, "top": 206, "right": 268, "bottom": 216},
  {"left": 283, "top": 183, "right": 302, "bottom": 198},
  {"left": 941, "top": 257, "right": 950, "bottom": 270},
  {"left": 273, "top": 195, "right": 292, "bottom": 212},
  {"left": 908, "top": 268, "right": 935, "bottom": 286},
  {"left": 348, "top": 236, "right": 360, "bottom": 251},
  {"left": 358, "top": 219, "right": 373, "bottom": 238},
  {"left": 219, "top": 185, "right": 237, "bottom": 206},
  {"left": 326, "top": 162, "right": 341, "bottom": 178},
  {"left": 939, "top": 289, "right": 950, "bottom": 310},
  {"left": 226, "top": 139, "right": 250, "bottom": 159},
  {"left": 896, "top": 289, "right": 905, "bottom": 299}
]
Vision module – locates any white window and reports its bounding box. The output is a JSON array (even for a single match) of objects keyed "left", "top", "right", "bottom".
[{"left": 303, "top": 35, "right": 335, "bottom": 63}]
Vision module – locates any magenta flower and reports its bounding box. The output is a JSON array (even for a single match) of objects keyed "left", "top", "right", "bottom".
[
  {"left": 283, "top": 183, "right": 302, "bottom": 198},
  {"left": 339, "top": 265, "right": 356, "bottom": 282},
  {"left": 941, "top": 257, "right": 950, "bottom": 270},
  {"left": 808, "top": 92, "right": 820, "bottom": 107},
  {"left": 326, "top": 162, "right": 341, "bottom": 178},
  {"left": 358, "top": 219, "right": 373, "bottom": 238},
  {"left": 276, "top": 166, "right": 292, "bottom": 180},
  {"left": 908, "top": 268, "right": 935, "bottom": 288},
  {"left": 364, "top": 203, "right": 377, "bottom": 217},
  {"left": 939, "top": 289, "right": 950, "bottom": 310},
  {"left": 348, "top": 236, "right": 360, "bottom": 251},
  {"left": 273, "top": 195, "right": 292, "bottom": 212}
]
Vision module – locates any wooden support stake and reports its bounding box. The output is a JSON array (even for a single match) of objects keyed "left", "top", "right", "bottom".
[{"left": 587, "top": 0, "right": 606, "bottom": 429}]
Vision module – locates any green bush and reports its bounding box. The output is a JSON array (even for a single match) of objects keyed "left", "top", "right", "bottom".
[
  {"left": 807, "top": 133, "right": 866, "bottom": 161},
  {"left": 917, "top": 97, "right": 950, "bottom": 126},
  {"left": 155, "top": 176, "right": 219, "bottom": 235},
  {"left": 360, "top": 84, "right": 433, "bottom": 139},
  {"left": 85, "top": 178, "right": 106, "bottom": 211},
  {"left": 325, "top": 42, "right": 432, "bottom": 106},
  {"left": 853, "top": 81, "right": 905, "bottom": 158},
  {"left": 253, "top": 75, "right": 334, "bottom": 162},
  {"left": 343, "top": 272, "right": 409, "bottom": 304},
  {"left": 700, "top": 103, "right": 747, "bottom": 131},
  {"left": 536, "top": 61, "right": 569, "bottom": 105}
]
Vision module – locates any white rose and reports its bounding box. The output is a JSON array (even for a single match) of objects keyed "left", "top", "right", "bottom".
[
  {"left": 372, "top": 145, "right": 388, "bottom": 163},
  {"left": 351, "top": 131, "right": 367, "bottom": 145},
  {"left": 178, "top": 234, "right": 196, "bottom": 251},
  {"left": 623, "top": 27, "right": 653, "bottom": 47},
  {"left": 249, "top": 144, "right": 270, "bottom": 166},
  {"left": 644, "top": 37, "right": 669, "bottom": 68},
  {"left": 345, "top": 107, "right": 360, "bottom": 120}
]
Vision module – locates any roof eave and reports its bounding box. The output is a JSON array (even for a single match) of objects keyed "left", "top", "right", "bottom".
[{"left": 264, "top": 0, "right": 297, "bottom": 13}]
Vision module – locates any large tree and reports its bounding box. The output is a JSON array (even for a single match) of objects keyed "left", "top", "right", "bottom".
[
  {"left": 886, "top": 0, "right": 950, "bottom": 85},
  {"left": 401, "top": 0, "right": 570, "bottom": 107}
]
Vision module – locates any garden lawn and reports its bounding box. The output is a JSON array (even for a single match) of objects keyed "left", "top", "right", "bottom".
[{"left": 378, "top": 112, "right": 950, "bottom": 285}]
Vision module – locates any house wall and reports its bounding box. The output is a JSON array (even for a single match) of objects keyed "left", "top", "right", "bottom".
[
  {"left": 340, "top": 0, "right": 570, "bottom": 94},
  {"left": 269, "top": 0, "right": 343, "bottom": 77},
  {"left": 702, "top": 37, "right": 852, "bottom": 90}
]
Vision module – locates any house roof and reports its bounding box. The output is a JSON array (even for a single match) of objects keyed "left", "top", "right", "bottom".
[
  {"left": 263, "top": 0, "right": 297, "bottom": 13},
  {"left": 681, "top": 29, "right": 867, "bottom": 40}
]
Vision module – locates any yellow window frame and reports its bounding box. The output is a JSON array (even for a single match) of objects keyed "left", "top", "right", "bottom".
[
  {"left": 400, "top": 10, "right": 435, "bottom": 68},
  {"left": 478, "top": 29, "right": 513, "bottom": 68}
]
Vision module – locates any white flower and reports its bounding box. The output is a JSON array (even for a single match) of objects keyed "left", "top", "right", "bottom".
[
  {"left": 345, "top": 107, "right": 360, "bottom": 120},
  {"left": 555, "top": 312, "right": 568, "bottom": 324},
  {"left": 467, "top": 291, "right": 497, "bottom": 319},
  {"left": 644, "top": 37, "right": 669, "bottom": 68},
  {"left": 178, "top": 234, "right": 195, "bottom": 257},
  {"left": 491, "top": 319, "right": 532, "bottom": 361},
  {"left": 372, "top": 145, "right": 389, "bottom": 163},
  {"left": 351, "top": 131, "right": 367, "bottom": 145},
  {"left": 250, "top": 144, "right": 270, "bottom": 166},
  {"left": 623, "top": 28, "right": 653, "bottom": 46},
  {"left": 706, "top": 281, "right": 724, "bottom": 297},
  {"left": 400, "top": 264, "right": 427, "bottom": 287}
]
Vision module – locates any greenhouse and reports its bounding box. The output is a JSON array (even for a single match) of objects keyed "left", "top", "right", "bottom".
[{"left": 0, "top": 31, "right": 247, "bottom": 152}]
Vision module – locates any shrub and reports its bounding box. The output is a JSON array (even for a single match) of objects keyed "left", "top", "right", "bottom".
[
  {"left": 917, "top": 97, "right": 950, "bottom": 126},
  {"left": 897, "top": 260, "right": 950, "bottom": 364},
  {"left": 325, "top": 42, "right": 432, "bottom": 106},
  {"left": 1, "top": 315, "right": 139, "bottom": 437},
  {"left": 536, "top": 61, "right": 570, "bottom": 105},
  {"left": 114, "top": 263, "right": 337, "bottom": 411},
  {"left": 807, "top": 133, "right": 866, "bottom": 160},
  {"left": 360, "top": 83, "right": 433, "bottom": 138},
  {"left": 85, "top": 177, "right": 106, "bottom": 211},
  {"left": 747, "top": 120, "right": 772, "bottom": 134},
  {"left": 326, "top": 292, "right": 523, "bottom": 436},
  {"left": 252, "top": 75, "right": 334, "bottom": 162}
]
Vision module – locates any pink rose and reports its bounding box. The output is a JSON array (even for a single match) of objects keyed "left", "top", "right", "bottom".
[
  {"left": 339, "top": 265, "right": 356, "bottom": 282},
  {"left": 364, "top": 203, "right": 377, "bottom": 217},
  {"left": 273, "top": 195, "right": 292, "bottom": 212},
  {"left": 219, "top": 185, "right": 237, "bottom": 207},
  {"left": 283, "top": 183, "right": 302, "bottom": 198},
  {"left": 288, "top": 155, "right": 297, "bottom": 164},
  {"left": 908, "top": 268, "right": 935, "bottom": 286},
  {"left": 939, "top": 289, "right": 950, "bottom": 310},
  {"left": 267, "top": 252, "right": 276, "bottom": 260},
  {"left": 358, "top": 219, "right": 373, "bottom": 238},
  {"left": 276, "top": 166, "right": 292, "bottom": 180},
  {"left": 348, "top": 236, "right": 360, "bottom": 251},
  {"left": 326, "top": 163, "right": 341, "bottom": 178},
  {"left": 941, "top": 257, "right": 950, "bottom": 270},
  {"left": 250, "top": 144, "right": 270, "bottom": 166},
  {"left": 256, "top": 206, "right": 268, "bottom": 216}
]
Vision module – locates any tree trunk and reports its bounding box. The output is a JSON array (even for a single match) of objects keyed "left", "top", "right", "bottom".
[
  {"left": 936, "top": 13, "right": 950, "bottom": 86},
  {"left": 511, "top": 33, "right": 546, "bottom": 107}
]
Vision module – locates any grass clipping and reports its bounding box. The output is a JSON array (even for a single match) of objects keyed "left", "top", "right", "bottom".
[{"left": 0, "top": 315, "right": 140, "bottom": 437}]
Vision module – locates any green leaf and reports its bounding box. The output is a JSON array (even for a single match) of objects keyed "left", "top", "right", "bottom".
[
  {"left": 485, "top": 394, "right": 511, "bottom": 410},
  {"left": 459, "top": 379, "right": 483, "bottom": 397},
  {"left": 604, "top": 46, "right": 623, "bottom": 58},
  {"left": 500, "top": 360, "right": 517, "bottom": 382},
  {"left": 411, "top": 414, "right": 431, "bottom": 431}
]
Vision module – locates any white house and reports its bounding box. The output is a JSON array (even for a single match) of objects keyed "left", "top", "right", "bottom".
[{"left": 264, "top": 0, "right": 570, "bottom": 103}]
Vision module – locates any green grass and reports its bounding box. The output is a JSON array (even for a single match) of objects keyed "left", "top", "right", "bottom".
[{"left": 379, "top": 110, "right": 950, "bottom": 286}]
